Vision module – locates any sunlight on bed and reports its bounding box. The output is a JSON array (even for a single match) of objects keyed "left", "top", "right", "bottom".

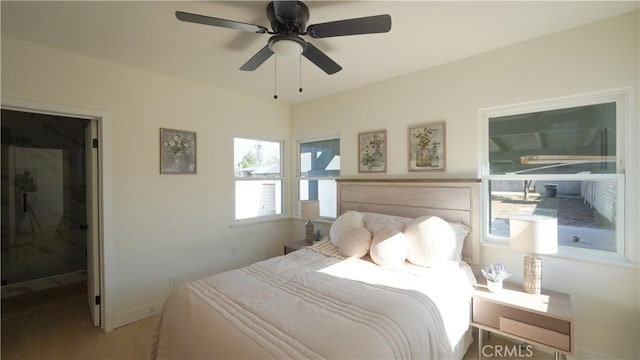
[{"left": 314, "top": 252, "right": 475, "bottom": 352}]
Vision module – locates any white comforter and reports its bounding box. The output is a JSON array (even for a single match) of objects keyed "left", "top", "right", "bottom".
[{"left": 150, "top": 240, "right": 475, "bottom": 359}]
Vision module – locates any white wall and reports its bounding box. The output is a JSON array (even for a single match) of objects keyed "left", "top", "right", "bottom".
[
  {"left": 291, "top": 11, "right": 639, "bottom": 359},
  {"left": 1, "top": 35, "right": 293, "bottom": 329}
]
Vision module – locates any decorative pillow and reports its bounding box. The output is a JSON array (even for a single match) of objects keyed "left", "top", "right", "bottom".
[
  {"left": 362, "top": 212, "right": 411, "bottom": 236},
  {"left": 369, "top": 228, "right": 409, "bottom": 268},
  {"left": 337, "top": 227, "right": 372, "bottom": 258},
  {"left": 404, "top": 216, "right": 456, "bottom": 267},
  {"left": 448, "top": 222, "right": 470, "bottom": 262},
  {"left": 330, "top": 211, "right": 365, "bottom": 246}
]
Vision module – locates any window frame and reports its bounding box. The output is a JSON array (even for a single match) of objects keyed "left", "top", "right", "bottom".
[
  {"left": 480, "top": 88, "right": 630, "bottom": 263},
  {"left": 233, "top": 135, "right": 285, "bottom": 223},
  {"left": 297, "top": 136, "right": 340, "bottom": 220}
]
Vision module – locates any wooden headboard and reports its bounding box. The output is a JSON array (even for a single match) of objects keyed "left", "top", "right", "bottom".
[{"left": 337, "top": 178, "right": 481, "bottom": 266}]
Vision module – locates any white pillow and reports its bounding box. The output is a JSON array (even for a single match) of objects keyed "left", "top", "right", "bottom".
[
  {"left": 362, "top": 212, "right": 410, "bottom": 236},
  {"left": 337, "top": 227, "right": 372, "bottom": 258},
  {"left": 369, "top": 228, "right": 409, "bottom": 268},
  {"left": 404, "top": 216, "right": 456, "bottom": 267},
  {"left": 330, "top": 211, "right": 365, "bottom": 246},
  {"left": 448, "top": 222, "right": 470, "bottom": 262}
]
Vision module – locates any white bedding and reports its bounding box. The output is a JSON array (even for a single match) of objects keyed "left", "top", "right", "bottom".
[{"left": 150, "top": 239, "right": 476, "bottom": 359}]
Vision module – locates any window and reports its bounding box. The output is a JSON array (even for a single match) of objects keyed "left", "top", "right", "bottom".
[
  {"left": 298, "top": 138, "right": 340, "bottom": 218},
  {"left": 234, "top": 137, "right": 283, "bottom": 221},
  {"left": 482, "top": 90, "right": 626, "bottom": 259}
]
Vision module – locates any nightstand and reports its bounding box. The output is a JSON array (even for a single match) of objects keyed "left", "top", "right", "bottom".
[
  {"left": 284, "top": 239, "right": 310, "bottom": 255},
  {"left": 471, "top": 281, "right": 573, "bottom": 360}
]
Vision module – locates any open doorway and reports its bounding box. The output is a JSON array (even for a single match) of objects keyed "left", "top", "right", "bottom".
[{"left": 1, "top": 108, "right": 101, "bottom": 327}]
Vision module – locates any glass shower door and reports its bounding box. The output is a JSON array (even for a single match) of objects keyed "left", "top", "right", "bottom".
[{"left": 1, "top": 146, "right": 87, "bottom": 288}]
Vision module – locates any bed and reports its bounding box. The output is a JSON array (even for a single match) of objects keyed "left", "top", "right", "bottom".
[{"left": 150, "top": 179, "right": 481, "bottom": 359}]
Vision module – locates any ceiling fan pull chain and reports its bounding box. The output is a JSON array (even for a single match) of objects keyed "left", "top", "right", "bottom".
[
  {"left": 273, "top": 55, "right": 278, "bottom": 100},
  {"left": 299, "top": 52, "right": 303, "bottom": 93}
]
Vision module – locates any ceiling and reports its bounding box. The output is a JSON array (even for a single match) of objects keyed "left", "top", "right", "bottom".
[{"left": 2, "top": 1, "right": 638, "bottom": 105}]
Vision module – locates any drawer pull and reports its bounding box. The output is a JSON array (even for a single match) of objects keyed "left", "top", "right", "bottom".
[{"left": 500, "top": 317, "right": 570, "bottom": 352}]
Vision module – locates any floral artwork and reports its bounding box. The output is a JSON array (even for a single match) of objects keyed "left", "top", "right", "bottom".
[
  {"left": 358, "top": 130, "right": 387, "bottom": 173},
  {"left": 408, "top": 122, "right": 445, "bottom": 171},
  {"left": 160, "top": 128, "right": 196, "bottom": 174}
]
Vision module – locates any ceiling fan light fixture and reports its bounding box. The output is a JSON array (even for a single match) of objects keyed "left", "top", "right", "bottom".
[
  {"left": 272, "top": 40, "right": 301, "bottom": 57},
  {"left": 269, "top": 35, "right": 305, "bottom": 58}
]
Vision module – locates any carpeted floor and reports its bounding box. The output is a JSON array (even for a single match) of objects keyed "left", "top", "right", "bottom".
[{"left": 1, "top": 283, "right": 158, "bottom": 359}]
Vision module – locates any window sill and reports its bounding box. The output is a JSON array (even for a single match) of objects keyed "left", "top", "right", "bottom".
[
  {"left": 481, "top": 241, "right": 639, "bottom": 269},
  {"left": 230, "top": 215, "right": 289, "bottom": 228}
]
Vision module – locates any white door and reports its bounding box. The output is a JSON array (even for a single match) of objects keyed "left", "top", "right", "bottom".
[{"left": 85, "top": 120, "right": 101, "bottom": 327}]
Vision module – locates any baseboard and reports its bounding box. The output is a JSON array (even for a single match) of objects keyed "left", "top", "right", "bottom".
[
  {"left": 1, "top": 270, "right": 87, "bottom": 299},
  {"left": 113, "top": 299, "right": 164, "bottom": 329}
]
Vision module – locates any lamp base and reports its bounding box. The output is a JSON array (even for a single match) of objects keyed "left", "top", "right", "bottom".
[
  {"left": 305, "top": 221, "right": 314, "bottom": 245},
  {"left": 523, "top": 254, "right": 542, "bottom": 294}
]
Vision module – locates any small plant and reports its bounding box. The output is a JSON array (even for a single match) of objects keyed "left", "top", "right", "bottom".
[
  {"left": 313, "top": 229, "right": 323, "bottom": 242},
  {"left": 481, "top": 263, "right": 511, "bottom": 283}
]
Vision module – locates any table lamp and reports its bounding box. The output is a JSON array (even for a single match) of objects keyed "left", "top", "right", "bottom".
[
  {"left": 510, "top": 214, "right": 558, "bottom": 294},
  {"left": 299, "top": 200, "right": 320, "bottom": 245}
]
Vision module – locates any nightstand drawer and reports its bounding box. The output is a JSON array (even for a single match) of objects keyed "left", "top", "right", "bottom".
[
  {"left": 472, "top": 297, "right": 571, "bottom": 352},
  {"left": 500, "top": 317, "right": 571, "bottom": 352}
]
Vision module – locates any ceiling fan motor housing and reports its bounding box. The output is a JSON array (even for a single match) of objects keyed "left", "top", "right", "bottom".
[{"left": 267, "top": 1, "right": 309, "bottom": 34}]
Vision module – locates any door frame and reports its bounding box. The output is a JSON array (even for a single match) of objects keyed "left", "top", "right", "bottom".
[{"left": 1, "top": 96, "right": 114, "bottom": 332}]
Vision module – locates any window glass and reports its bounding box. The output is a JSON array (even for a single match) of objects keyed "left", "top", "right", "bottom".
[
  {"left": 484, "top": 93, "right": 625, "bottom": 258},
  {"left": 488, "top": 179, "right": 618, "bottom": 252},
  {"left": 299, "top": 138, "right": 340, "bottom": 218},
  {"left": 234, "top": 137, "right": 283, "bottom": 220},
  {"left": 234, "top": 138, "right": 281, "bottom": 178},
  {"left": 299, "top": 179, "right": 337, "bottom": 218},
  {"left": 489, "top": 102, "right": 616, "bottom": 175}
]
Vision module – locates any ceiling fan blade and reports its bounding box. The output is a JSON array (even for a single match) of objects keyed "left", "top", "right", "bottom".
[
  {"left": 307, "top": 14, "right": 391, "bottom": 38},
  {"left": 273, "top": 1, "right": 298, "bottom": 23},
  {"left": 239, "top": 45, "right": 274, "bottom": 71},
  {"left": 302, "top": 43, "right": 342, "bottom": 75},
  {"left": 175, "top": 11, "right": 268, "bottom": 34}
]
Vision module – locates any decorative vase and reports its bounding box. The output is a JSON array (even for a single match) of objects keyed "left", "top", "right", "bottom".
[
  {"left": 416, "top": 148, "right": 431, "bottom": 167},
  {"left": 430, "top": 154, "right": 440, "bottom": 167},
  {"left": 173, "top": 154, "right": 182, "bottom": 171},
  {"left": 172, "top": 153, "right": 190, "bottom": 172},
  {"left": 487, "top": 280, "right": 503, "bottom": 293},
  {"left": 372, "top": 150, "right": 383, "bottom": 167}
]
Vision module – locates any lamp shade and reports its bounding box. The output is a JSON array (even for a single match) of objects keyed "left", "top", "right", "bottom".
[
  {"left": 299, "top": 200, "right": 320, "bottom": 221},
  {"left": 510, "top": 214, "right": 558, "bottom": 254}
]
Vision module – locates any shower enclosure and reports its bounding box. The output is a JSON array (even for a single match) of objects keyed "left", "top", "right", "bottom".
[{"left": 1, "top": 109, "right": 90, "bottom": 297}]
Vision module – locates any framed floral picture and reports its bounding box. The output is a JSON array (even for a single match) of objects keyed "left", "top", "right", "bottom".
[
  {"left": 160, "top": 128, "right": 196, "bottom": 174},
  {"left": 358, "top": 130, "right": 387, "bottom": 173},
  {"left": 408, "top": 121, "right": 446, "bottom": 172}
]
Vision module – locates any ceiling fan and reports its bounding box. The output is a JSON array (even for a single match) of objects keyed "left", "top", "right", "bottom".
[{"left": 175, "top": 1, "right": 392, "bottom": 75}]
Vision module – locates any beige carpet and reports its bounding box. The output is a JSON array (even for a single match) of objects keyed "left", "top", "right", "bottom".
[
  {"left": 1, "top": 283, "right": 553, "bottom": 359},
  {"left": 1, "top": 284, "right": 157, "bottom": 359}
]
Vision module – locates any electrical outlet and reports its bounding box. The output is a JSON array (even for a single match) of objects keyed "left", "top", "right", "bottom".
[{"left": 169, "top": 275, "right": 178, "bottom": 289}]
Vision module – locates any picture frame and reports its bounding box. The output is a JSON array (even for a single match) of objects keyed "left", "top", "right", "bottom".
[
  {"left": 160, "top": 128, "right": 196, "bottom": 174},
  {"left": 408, "top": 121, "right": 446, "bottom": 172},
  {"left": 358, "top": 129, "right": 387, "bottom": 173}
]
